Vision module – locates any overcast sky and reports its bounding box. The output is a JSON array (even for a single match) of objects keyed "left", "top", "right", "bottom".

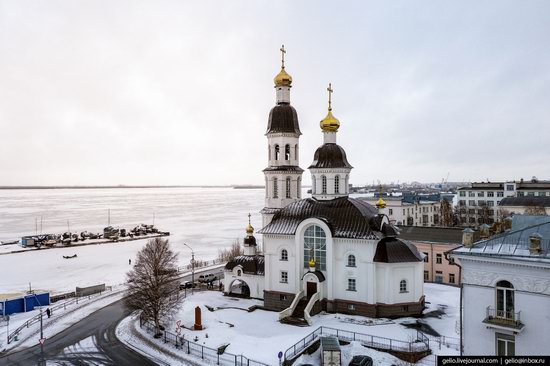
[{"left": 1, "top": 1, "right": 549, "bottom": 186}]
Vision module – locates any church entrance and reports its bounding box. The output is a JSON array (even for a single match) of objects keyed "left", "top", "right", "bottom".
[
  {"left": 228, "top": 279, "right": 251, "bottom": 298},
  {"left": 306, "top": 281, "right": 317, "bottom": 298}
]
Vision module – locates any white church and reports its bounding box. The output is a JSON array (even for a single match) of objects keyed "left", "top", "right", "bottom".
[{"left": 224, "top": 47, "right": 424, "bottom": 324}]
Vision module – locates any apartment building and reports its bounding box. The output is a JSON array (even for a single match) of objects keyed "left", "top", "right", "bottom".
[{"left": 361, "top": 197, "right": 440, "bottom": 226}]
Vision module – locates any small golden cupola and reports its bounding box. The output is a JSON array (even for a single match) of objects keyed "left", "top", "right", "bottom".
[
  {"left": 274, "top": 44, "right": 292, "bottom": 87},
  {"left": 244, "top": 213, "right": 257, "bottom": 256},
  {"left": 376, "top": 184, "right": 387, "bottom": 209},
  {"left": 320, "top": 83, "right": 340, "bottom": 132}
]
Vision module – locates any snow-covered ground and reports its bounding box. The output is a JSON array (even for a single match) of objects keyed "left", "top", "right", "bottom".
[{"left": 123, "top": 284, "right": 459, "bottom": 366}]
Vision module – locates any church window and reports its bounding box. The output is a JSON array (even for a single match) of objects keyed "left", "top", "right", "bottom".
[
  {"left": 303, "top": 225, "right": 327, "bottom": 271},
  {"left": 347, "top": 254, "right": 356, "bottom": 267},
  {"left": 321, "top": 176, "right": 327, "bottom": 194},
  {"left": 285, "top": 144, "right": 290, "bottom": 160},
  {"left": 286, "top": 177, "right": 291, "bottom": 198},
  {"left": 297, "top": 177, "right": 301, "bottom": 198},
  {"left": 237, "top": 269, "right": 242, "bottom": 276},
  {"left": 268, "top": 145, "right": 271, "bottom": 160},
  {"left": 334, "top": 175, "right": 340, "bottom": 194},
  {"left": 312, "top": 176, "right": 316, "bottom": 195},
  {"left": 347, "top": 278, "right": 356, "bottom": 291},
  {"left": 280, "top": 249, "right": 288, "bottom": 261},
  {"left": 399, "top": 280, "right": 408, "bottom": 293},
  {"left": 294, "top": 144, "right": 298, "bottom": 161},
  {"left": 273, "top": 178, "right": 278, "bottom": 198},
  {"left": 275, "top": 145, "right": 280, "bottom": 160},
  {"left": 280, "top": 271, "right": 288, "bottom": 283}
]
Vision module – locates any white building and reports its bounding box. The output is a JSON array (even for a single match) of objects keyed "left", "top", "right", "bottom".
[
  {"left": 222, "top": 49, "right": 425, "bottom": 324},
  {"left": 450, "top": 220, "right": 550, "bottom": 356},
  {"left": 360, "top": 197, "right": 441, "bottom": 226}
]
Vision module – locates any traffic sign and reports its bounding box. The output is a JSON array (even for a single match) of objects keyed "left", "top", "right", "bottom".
[
  {"left": 278, "top": 351, "right": 283, "bottom": 359},
  {"left": 39, "top": 338, "right": 46, "bottom": 346}
]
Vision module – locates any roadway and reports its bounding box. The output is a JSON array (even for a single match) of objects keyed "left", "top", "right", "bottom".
[{"left": 0, "top": 267, "right": 224, "bottom": 366}]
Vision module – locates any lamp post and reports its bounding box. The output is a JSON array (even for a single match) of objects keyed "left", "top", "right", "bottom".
[{"left": 184, "top": 243, "right": 195, "bottom": 294}]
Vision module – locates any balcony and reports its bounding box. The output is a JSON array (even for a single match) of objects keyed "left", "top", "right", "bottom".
[{"left": 483, "top": 306, "right": 525, "bottom": 333}]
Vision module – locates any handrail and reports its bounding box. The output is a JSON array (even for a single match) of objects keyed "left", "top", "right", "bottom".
[
  {"left": 303, "top": 292, "right": 320, "bottom": 325},
  {"left": 485, "top": 306, "right": 522, "bottom": 326},
  {"left": 279, "top": 290, "right": 304, "bottom": 320}
]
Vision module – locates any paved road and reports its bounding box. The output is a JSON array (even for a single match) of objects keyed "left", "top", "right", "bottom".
[{"left": 0, "top": 268, "right": 224, "bottom": 366}]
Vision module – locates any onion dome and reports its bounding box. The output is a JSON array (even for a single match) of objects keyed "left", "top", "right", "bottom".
[
  {"left": 309, "top": 143, "right": 352, "bottom": 169},
  {"left": 320, "top": 82, "right": 340, "bottom": 132},
  {"left": 274, "top": 44, "right": 292, "bottom": 87},
  {"left": 244, "top": 213, "right": 256, "bottom": 246},
  {"left": 376, "top": 197, "right": 387, "bottom": 209},
  {"left": 266, "top": 104, "right": 301, "bottom": 134}
]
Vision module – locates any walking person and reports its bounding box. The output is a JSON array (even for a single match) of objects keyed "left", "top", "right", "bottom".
[
  {"left": 46, "top": 308, "right": 51, "bottom": 318},
  {"left": 129, "top": 258, "right": 131, "bottom": 265}
]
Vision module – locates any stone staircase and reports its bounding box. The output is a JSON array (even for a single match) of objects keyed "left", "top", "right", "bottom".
[{"left": 280, "top": 299, "right": 309, "bottom": 327}]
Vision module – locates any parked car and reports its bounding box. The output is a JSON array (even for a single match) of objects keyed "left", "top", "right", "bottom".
[
  {"left": 349, "top": 355, "right": 373, "bottom": 366},
  {"left": 180, "top": 281, "right": 196, "bottom": 289}
]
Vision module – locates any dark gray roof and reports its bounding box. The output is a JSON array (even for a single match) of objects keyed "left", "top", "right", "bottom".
[
  {"left": 396, "top": 225, "right": 464, "bottom": 244},
  {"left": 500, "top": 196, "right": 550, "bottom": 207},
  {"left": 309, "top": 143, "right": 353, "bottom": 169},
  {"left": 373, "top": 237, "right": 424, "bottom": 263},
  {"left": 266, "top": 104, "right": 301, "bottom": 135},
  {"left": 262, "top": 166, "right": 304, "bottom": 173},
  {"left": 258, "top": 197, "right": 380, "bottom": 239},
  {"left": 244, "top": 234, "right": 256, "bottom": 246},
  {"left": 512, "top": 215, "right": 550, "bottom": 230},
  {"left": 225, "top": 255, "right": 265, "bottom": 275},
  {"left": 260, "top": 207, "right": 281, "bottom": 215},
  {"left": 302, "top": 270, "right": 326, "bottom": 282}
]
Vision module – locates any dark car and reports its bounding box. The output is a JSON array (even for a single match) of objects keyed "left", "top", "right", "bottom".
[
  {"left": 180, "top": 281, "right": 197, "bottom": 289},
  {"left": 349, "top": 355, "right": 373, "bottom": 366}
]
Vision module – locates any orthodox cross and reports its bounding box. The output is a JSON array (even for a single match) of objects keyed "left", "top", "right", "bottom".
[
  {"left": 327, "top": 83, "right": 333, "bottom": 111},
  {"left": 248, "top": 212, "right": 251, "bottom": 225},
  {"left": 280, "top": 44, "right": 286, "bottom": 68}
]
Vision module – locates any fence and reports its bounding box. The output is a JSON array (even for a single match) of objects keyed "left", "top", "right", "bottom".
[
  {"left": 284, "top": 326, "right": 430, "bottom": 361},
  {"left": 7, "top": 286, "right": 113, "bottom": 344},
  {"left": 178, "top": 258, "right": 225, "bottom": 272},
  {"left": 140, "top": 319, "right": 269, "bottom": 366},
  {"left": 419, "top": 332, "right": 460, "bottom": 351}
]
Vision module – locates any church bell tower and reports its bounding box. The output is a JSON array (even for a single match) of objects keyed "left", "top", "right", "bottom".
[{"left": 261, "top": 46, "right": 304, "bottom": 226}]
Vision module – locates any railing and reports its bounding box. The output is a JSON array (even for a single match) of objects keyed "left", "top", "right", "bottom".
[
  {"left": 140, "top": 319, "right": 269, "bottom": 366},
  {"left": 303, "top": 292, "right": 319, "bottom": 325},
  {"left": 7, "top": 286, "right": 114, "bottom": 344},
  {"left": 178, "top": 258, "right": 225, "bottom": 272},
  {"left": 484, "top": 306, "right": 523, "bottom": 328},
  {"left": 418, "top": 331, "right": 460, "bottom": 351},
  {"left": 284, "top": 326, "right": 430, "bottom": 361},
  {"left": 279, "top": 290, "right": 304, "bottom": 320}
]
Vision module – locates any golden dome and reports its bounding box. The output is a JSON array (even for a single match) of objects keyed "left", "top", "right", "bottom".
[
  {"left": 320, "top": 109, "right": 340, "bottom": 132},
  {"left": 274, "top": 67, "right": 292, "bottom": 87},
  {"left": 376, "top": 197, "right": 387, "bottom": 209},
  {"left": 246, "top": 223, "right": 254, "bottom": 235},
  {"left": 309, "top": 259, "right": 316, "bottom": 268}
]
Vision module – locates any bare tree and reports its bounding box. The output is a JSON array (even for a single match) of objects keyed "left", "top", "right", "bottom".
[
  {"left": 217, "top": 239, "right": 244, "bottom": 262},
  {"left": 440, "top": 199, "right": 455, "bottom": 227},
  {"left": 125, "top": 237, "right": 180, "bottom": 336},
  {"left": 524, "top": 202, "right": 547, "bottom": 216}
]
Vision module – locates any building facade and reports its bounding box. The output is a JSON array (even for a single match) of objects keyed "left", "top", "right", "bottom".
[
  {"left": 450, "top": 220, "right": 550, "bottom": 356},
  {"left": 361, "top": 197, "right": 441, "bottom": 227}
]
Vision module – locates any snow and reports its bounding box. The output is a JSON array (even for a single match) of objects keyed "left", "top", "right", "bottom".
[{"left": 127, "top": 283, "right": 460, "bottom": 366}]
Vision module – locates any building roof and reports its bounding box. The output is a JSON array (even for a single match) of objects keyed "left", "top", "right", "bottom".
[
  {"left": 452, "top": 221, "right": 550, "bottom": 263},
  {"left": 258, "top": 197, "right": 381, "bottom": 239},
  {"left": 500, "top": 196, "right": 550, "bottom": 207},
  {"left": 396, "top": 225, "right": 464, "bottom": 244},
  {"left": 225, "top": 255, "right": 265, "bottom": 275},
  {"left": 309, "top": 143, "right": 353, "bottom": 169},
  {"left": 458, "top": 183, "right": 504, "bottom": 191},
  {"left": 266, "top": 104, "right": 301, "bottom": 135},
  {"left": 373, "top": 237, "right": 424, "bottom": 263},
  {"left": 302, "top": 269, "right": 326, "bottom": 282},
  {"left": 511, "top": 215, "right": 550, "bottom": 230},
  {"left": 262, "top": 166, "right": 304, "bottom": 173}
]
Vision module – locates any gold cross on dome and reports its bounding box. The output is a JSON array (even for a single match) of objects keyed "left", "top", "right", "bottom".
[
  {"left": 280, "top": 44, "right": 286, "bottom": 68},
  {"left": 327, "top": 83, "right": 333, "bottom": 110},
  {"left": 248, "top": 213, "right": 251, "bottom": 225}
]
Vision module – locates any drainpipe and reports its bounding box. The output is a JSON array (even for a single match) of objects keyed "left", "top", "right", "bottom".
[{"left": 444, "top": 248, "right": 463, "bottom": 356}]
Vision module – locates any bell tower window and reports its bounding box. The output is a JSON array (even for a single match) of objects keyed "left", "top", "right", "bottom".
[
  {"left": 321, "top": 175, "right": 327, "bottom": 194},
  {"left": 286, "top": 177, "right": 291, "bottom": 199},
  {"left": 312, "top": 176, "right": 316, "bottom": 195},
  {"left": 297, "top": 177, "right": 301, "bottom": 198},
  {"left": 294, "top": 144, "right": 298, "bottom": 162},
  {"left": 275, "top": 145, "right": 280, "bottom": 160},
  {"left": 273, "top": 178, "right": 278, "bottom": 198},
  {"left": 285, "top": 144, "right": 290, "bottom": 161},
  {"left": 334, "top": 175, "right": 340, "bottom": 194}
]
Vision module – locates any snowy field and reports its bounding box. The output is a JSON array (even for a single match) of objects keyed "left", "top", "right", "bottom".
[{"left": 140, "top": 284, "right": 460, "bottom": 365}]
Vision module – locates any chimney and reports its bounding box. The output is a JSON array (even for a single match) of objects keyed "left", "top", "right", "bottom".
[
  {"left": 529, "top": 232, "right": 543, "bottom": 255},
  {"left": 462, "top": 228, "right": 475, "bottom": 248},
  {"left": 479, "top": 224, "right": 490, "bottom": 239}
]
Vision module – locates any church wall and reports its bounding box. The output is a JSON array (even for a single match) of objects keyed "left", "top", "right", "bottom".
[
  {"left": 263, "top": 235, "right": 298, "bottom": 295},
  {"left": 223, "top": 267, "right": 265, "bottom": 300}
]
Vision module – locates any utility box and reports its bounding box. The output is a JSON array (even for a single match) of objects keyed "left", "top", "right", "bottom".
[{"left": 320, "top": 336, "right": 341, "bottom": 366}]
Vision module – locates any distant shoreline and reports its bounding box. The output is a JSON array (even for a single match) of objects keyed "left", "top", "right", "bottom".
[{"left": 0, "top": 185, "right": 265, "bottom": 190}]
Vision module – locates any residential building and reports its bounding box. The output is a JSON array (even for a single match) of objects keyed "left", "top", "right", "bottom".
[
  {"left": 499, "top": 196, "right": 550, "bottom": 216},
  {"left": 361, "top": 197, "right": 441, "bottom": 227},
  {"left": 450, "top": 220, "right": 550, "bottom": 356}
]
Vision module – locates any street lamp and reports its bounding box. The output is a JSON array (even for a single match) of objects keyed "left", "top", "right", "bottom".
[{"left": 184, "top": 243, "right": 195, "bottom": 294}]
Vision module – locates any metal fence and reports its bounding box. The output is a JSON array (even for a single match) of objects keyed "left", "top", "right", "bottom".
[
  {"left": 140, "top": 319, "right": 269, "bottom": 366},
  {"left": 7, "top": 286, "right": 114, "bottom": 344},
  {"left": 284, "top": 326, "right": 430, "bottom": 361}
]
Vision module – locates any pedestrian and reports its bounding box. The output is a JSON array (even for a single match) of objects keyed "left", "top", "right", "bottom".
[
  {"left": 219, "top": 282, "right": 223, "bottom": 292},
  {"left": 46, "top": 308, "right": 51, "bottom": 318},
  {"left": 129, "top": 258, "right": 131, "bottom": 265}
]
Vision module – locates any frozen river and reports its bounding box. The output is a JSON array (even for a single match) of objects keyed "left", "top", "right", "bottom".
[{"left": 0, "top": 187, "right": 277, "bottom": 293}]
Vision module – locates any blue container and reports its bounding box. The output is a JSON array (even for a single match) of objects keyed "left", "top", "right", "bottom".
[{"left": 1, "top": 292, "right": 50, "bottom": 316}]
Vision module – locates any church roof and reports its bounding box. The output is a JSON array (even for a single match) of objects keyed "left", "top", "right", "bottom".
[
  {"left": 373, "top": 237, "right": 424, "bottom": 263},
  {"left": 225, "top": 255, "right": 265, "bottom": 275},
  {"left": 309, "top": 143, "right": 353, "bottom": 169},
  {"left": 263, "top": 166, "right": 304, "bottom": 173},
  {"left": 266, "top": 104, "right": 301, "bottom": 135},
  {"left": 258, "top": 197, "right": 380, "bottom": 239}
]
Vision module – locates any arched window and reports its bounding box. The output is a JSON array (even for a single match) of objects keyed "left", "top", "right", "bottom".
[
  {"left": 280, "top": 249, "right": 288, "bottom": 261},
  {"left": 496, "top": 280, "right": 514, "bottom": 319},
  {"left": 294, "top": 144, "right": 298, "bottom": 162},
  {"left": 347, "top": 254, "right": 356, "bottom": 267},
  {"left": 334, "top": 175, "right": 340, "bottom": 194},
  {"left": 285, "top": 177, "right": 291, "bottom": 199},
  {"left": 321, "top": 176, "right": 327, "bottom": 194},
  {"left": 237, "top": 269, "right": 242, "bottom": 276},
  {"left": 285, "top": 144, "right": 290, "bottom": 160},
  {"left": 303, "top": 225, "right": 327, "bottom": 270},
  {"left": 273, "top": 178, "right": 278, "bottom": 198},
  {"left": 275, "top": 145, "right": 280, "bottom": 160},
  {"left": 399, "top": 280, "right": 408, "bottom": 293},
  {"left": 297, "top": 177, "right": 301, "bottom": 198},
  {"left": 312, "top": 176, "right": 316, "bottom": 194}
]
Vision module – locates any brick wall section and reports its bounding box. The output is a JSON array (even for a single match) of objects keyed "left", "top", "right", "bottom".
[
  {"left": 326, "top": 296, "right": 425, "bottom": 318},
  {"left": 264, "top": 290, "right": 296, "bottom": 311}
]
